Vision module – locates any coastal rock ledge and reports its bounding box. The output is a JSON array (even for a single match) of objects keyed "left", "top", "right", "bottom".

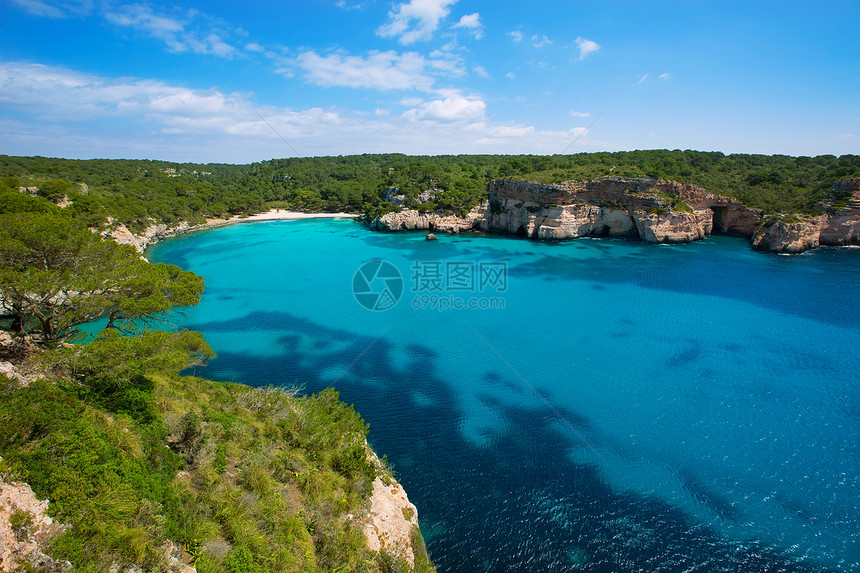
[{"left": 369, "top": 177, "right": 860, "bottom": 253}]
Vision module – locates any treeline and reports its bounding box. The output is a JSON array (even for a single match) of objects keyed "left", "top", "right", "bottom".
[{"left": 2, "top": 151, "right": 858, "bottom": 229}]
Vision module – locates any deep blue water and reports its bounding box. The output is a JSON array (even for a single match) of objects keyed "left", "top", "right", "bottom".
[{"left": 148, "top": 219, "right": 860, "bottom": 572}]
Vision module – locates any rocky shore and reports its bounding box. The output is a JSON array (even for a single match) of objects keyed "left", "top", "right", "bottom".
[{"left": 369, "top": 177, "right": 860, "bottom": 254}]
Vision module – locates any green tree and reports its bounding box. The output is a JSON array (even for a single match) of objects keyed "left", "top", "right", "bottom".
[{"left": 0, "top": 211, "right": 204, "bottom": 344}]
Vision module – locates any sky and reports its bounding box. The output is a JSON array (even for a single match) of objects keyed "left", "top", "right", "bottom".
[{"left": 0, "top": 0, "right": 858, "bottom": 163}]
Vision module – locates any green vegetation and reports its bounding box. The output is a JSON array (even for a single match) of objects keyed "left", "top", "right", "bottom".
[
  {"left": 2, "top": 151, "right": 858, "bottom": 227},
  {"left": 0, "top": 357, "right": 411, "bottom": 572},
  {"left": 0, "top": 207, "right": 203, "bottom": 344},
  {"left": 0, "top": 191, "right": 434, "bottom": 572}
]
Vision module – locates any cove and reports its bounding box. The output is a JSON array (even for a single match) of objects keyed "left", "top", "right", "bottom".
[{"left": 148, "top": 218, "right": 860, "bottom": 572}]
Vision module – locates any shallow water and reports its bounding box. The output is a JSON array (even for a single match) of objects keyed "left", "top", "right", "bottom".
[{"left": 149, "top": 219, "right": 860, "bottom": 572}]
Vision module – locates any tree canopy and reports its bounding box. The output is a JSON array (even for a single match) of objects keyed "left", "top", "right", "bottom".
[{"left": 0, "top": 209, "right": 203, "bottom": 344}]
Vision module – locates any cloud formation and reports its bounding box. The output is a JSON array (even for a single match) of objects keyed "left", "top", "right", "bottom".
[
  {"left": 377, "top": 0, "right": 458, "bottom": 44},
  {"left": 0, "top": 60, "right": 599, "bottom": 161},
  {"left": 293, "top": 50, "right": 436, "bottom": 91},
  {"left": 9, "top": 0, "right": 91, "bottom": 18},
  {"left": 575, "top": 37, "right": 600, "bottom": 60},
  {"left": 453, "top": 13, "right": 483, "bottom": 39},
  {"left": 532, "top": 34, "right": 552, "bottom": 48},
  {"left": 104, "top": 4, "right": 236, "bottom": 58},
  {"left": 404, "top": 91, "right": 486, "bottom": 122}
]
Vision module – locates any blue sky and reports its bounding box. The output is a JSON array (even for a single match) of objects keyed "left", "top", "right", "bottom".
[{"left": 0, "top": 0, "right": 857, "bottom": 162}]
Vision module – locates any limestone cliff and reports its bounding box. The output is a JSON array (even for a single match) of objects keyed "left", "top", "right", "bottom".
[
  {"left": 751, "top": 215, "right": 827, "bottom": 253},
  {"left": 369, "top": 177, "right": 860, "bottom": 253},
  {"left": 370, "top": 204, "right": 487, "bottom": 234}
]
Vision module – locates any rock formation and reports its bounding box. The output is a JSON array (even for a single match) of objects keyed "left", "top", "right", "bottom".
[
  {"left": 363, "top": 477, "right": 421, "bottom": 567},
  {"left": 0, "top": 477, "right": 69, "bottom": 572},
  {"left": 368, "top": 177, "right": 860, "bottom": 254}
]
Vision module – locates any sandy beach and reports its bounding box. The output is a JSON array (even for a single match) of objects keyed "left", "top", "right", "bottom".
[{"left": 237, "top": 210, "right": 359, "bottom": 222}]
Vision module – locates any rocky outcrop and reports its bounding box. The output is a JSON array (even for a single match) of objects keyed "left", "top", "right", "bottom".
[
  {"left": 369, "top": 177, "right": 860, "bottom": 253},
  {"left": 370, "top": 203, "right": 486, "bottom": 234},
  {"left": 819, "top": 178, "right": 860, "bottom": 246},
  {"left": 632, "top": 209, "right": 713, "bottom": 243},
  {"left": 0, "top": 478, "right": 69, "bottom": 572},
  {"left": 363, "top": 477, "right": 420, "bottom": 567},
  {"left": 751, "top": 215, "right": 827, "bottom": 253},
  {"left": 109, "top": 221, "right": 193, "bottom": 254}
]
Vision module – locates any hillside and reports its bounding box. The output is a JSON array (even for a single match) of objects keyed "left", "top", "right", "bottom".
[
  {"left": 0, "top": 193, "right": 433, "bottom": 572},
  {"left": 2, "top": 152, "right": 858, "bottom": 231}
]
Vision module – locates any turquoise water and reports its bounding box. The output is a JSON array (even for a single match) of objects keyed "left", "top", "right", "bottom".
[{"left": 149, "top": 219, "right": 860, "bottom": 572}]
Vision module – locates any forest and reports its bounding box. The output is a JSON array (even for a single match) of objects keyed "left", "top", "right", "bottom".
[{"left": 2, "top": 151, "right": 858, "bottom": 231}]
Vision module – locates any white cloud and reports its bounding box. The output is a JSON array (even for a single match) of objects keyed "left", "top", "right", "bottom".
[
  {"left": 570, "top": 111, "right": 591, "bottom": 118},
  {"left": 0, "top": 60, "right": 605, "bottom": 161},
  {"left": 403, "top": 91, "right": 486, "bottom": 122},
  {"left": 453, "top": 12, "right": 482, "bottom": 39},
  {"left": 575, "top": 37, "right": 600, "bottom": 60},
  {"left": 658, "top": 72, "right": 671, "bottom": 80},
  {"left": 104, "top": 4, "right": 236, "bottom": 58},
  {"left": 473, "top": 65, "right": 490, "bottom": 78},
  {"left": 244, "top": 42, "right": 265, "bottom": 52},
  {"left": 10, "top": 0, "right": 94, "bottom": 18},
  {"left": 335, "top": 0, "right": 364, "bottom": 9},
  {"left": 509, "top": 31, "right": 523, "bottom": 43},
  {"left": 294, "top": 50, "right": 435, "bottom": 91},
  {"left": 505, "top": 71, "right": 516, "bottom": 79},
  {"left": 633, "top": 73, "right": 648, "bottom": 85},
  {"left": 427, "top": 48, "right": 467, "bottom": 77},
  {"left": 377, "top": 0, "right": 458, "bottom": 45},
  {"left": 532, "top": 34, "right": 552, "bottom": 48}
]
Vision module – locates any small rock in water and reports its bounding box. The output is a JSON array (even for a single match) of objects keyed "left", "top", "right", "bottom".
[{"left": 425, "top": 233, "right": 437, "bottom": 241}]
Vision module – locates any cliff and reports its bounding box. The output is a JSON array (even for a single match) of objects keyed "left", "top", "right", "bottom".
[
  {"left": 369, "top": 177, "right": 860, "bottom": 253},
  {"left": 0, "top": 322, "right": 431, "bottom": 573}
]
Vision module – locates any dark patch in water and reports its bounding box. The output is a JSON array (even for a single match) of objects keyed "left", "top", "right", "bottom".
[
  {"left": 666, "top": 345, "right": 702, "bottom": 368},
  {"left": 677, "top": 468, "right": 742, "bottom": 522},
  {"left": 183, "top": 310, "right": 823, "bottom": 573}
]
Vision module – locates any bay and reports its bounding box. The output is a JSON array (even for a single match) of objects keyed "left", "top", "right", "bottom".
[{"left": 148, "top": 219, "right": 860, "bottom": 572}]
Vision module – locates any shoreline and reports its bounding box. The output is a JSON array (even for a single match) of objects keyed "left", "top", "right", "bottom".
[{"left": 112, "top": 209, "right": 361, "bottom": 254}]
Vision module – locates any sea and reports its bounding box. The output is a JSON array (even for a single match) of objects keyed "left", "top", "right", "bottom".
[{"left": 147, "top": 218, "right": 860, "bottom": 572}]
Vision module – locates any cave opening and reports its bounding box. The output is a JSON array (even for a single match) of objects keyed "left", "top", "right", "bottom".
[{"left": 711, "top": 206, "right": 729, "bottom": 234}]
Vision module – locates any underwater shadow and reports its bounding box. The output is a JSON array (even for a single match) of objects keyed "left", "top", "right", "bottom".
[{"left": 185, "top": 310, "right": 825, "bottom": 573}]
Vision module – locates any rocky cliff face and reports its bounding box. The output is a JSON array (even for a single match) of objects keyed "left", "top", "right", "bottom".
[
  {"left": 485, "top": 177, "right": 761, "bottom": 244},
  {"left": 370, "top": 203, "right": 487, "bottom": 234},
  {"left": 820, "top": 178, "right": 860, "bottom": 246},
  {"left": 369, "top": 177, "right": 860, "bottom": 253},
  {"left": 751, "top": 215, "right": 827, "bottom": 253}
]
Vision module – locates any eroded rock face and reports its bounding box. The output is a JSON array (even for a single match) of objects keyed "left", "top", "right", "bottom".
[
  {"left": 820, "top": 179, "right": 860, "bottom": 246},
  {"left": 751, "top": 216, "right": 827, "bottom": 253},
  {"left": 632, "top": 209, "right": 713, "bottom": 244},
  {"left": 485, "top": 178, "right": 724, "bottom": 245},
  {"left": 109, "top": 222, "right": 191, "bottom": 254},
  {"left": 363, "top": 477, "right": 420, "bottom": 567},
  {"left": 371, "top": 203, "right": 486, "bottom": 234}
]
